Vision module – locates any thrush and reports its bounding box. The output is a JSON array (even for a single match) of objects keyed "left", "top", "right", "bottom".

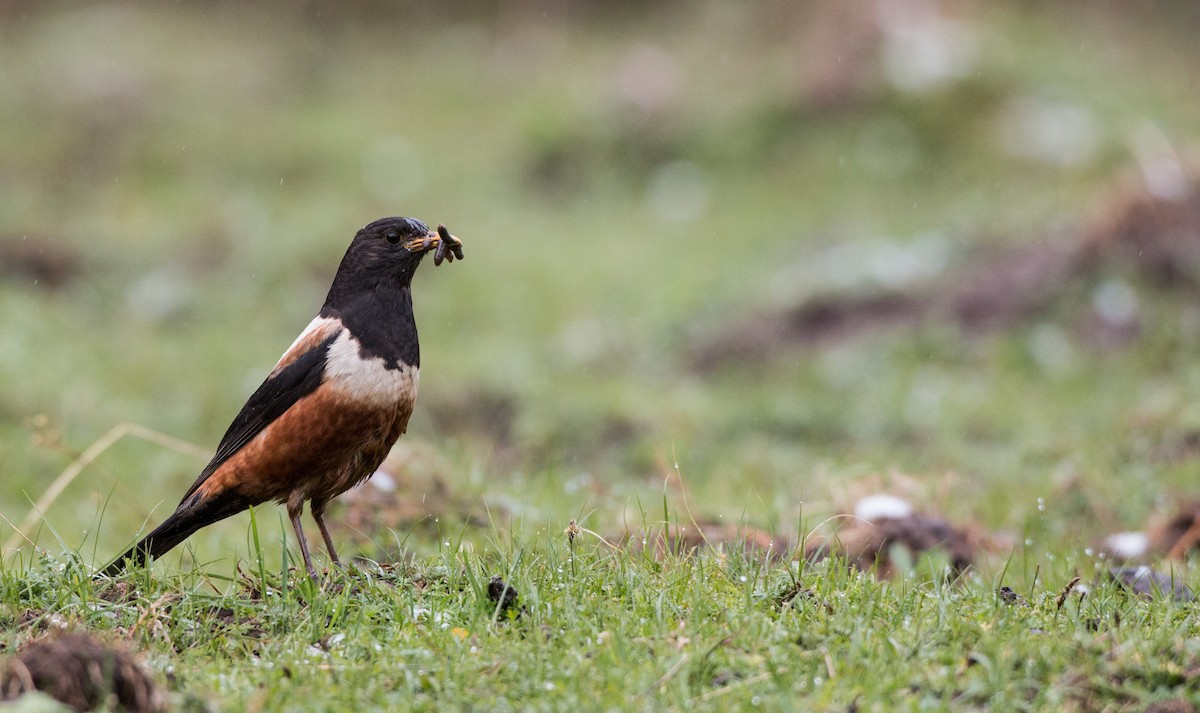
[{"left": 102, "top": 217, "right": 463, "bottom": 580}]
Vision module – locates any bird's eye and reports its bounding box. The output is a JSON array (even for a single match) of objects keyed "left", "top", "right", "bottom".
[{"left": 384, "top": 230, "right": 401, "bottom": 244}]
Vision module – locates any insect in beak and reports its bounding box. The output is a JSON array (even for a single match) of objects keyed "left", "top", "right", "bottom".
[{"left": 433, "top": 224, "right": 464, "bottom": 266}]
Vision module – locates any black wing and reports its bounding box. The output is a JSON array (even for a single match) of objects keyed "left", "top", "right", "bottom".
[{"left": 178, "top": 331, "right": 339, "bottom": 504}]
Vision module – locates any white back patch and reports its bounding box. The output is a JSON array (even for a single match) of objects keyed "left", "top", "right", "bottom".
[{"left": 323, "top": 330, "right": 419, "bottom": 407}]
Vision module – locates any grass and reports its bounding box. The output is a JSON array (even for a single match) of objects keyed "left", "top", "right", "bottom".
[
  {"left": 3, "top": 529, "right": 1199, "bottom": 711},
  {"left": 3, "top": 1, "right": 1200, "bottom": 710}
]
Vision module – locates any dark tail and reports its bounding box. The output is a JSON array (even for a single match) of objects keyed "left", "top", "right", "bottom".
[{"left": 99, "top": 490, "right": 251, "bottom": 577}]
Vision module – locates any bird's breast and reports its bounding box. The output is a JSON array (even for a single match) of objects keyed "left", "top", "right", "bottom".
[{"left": 322, "top": 329, "right": 419, "bottom": 408}]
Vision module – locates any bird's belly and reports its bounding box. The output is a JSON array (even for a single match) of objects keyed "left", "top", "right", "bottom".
[{"left": 205, "top": 382, "right": 415, "bottom": 506}]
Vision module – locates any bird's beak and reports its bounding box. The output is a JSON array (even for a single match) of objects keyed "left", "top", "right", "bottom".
[
  {"left": 404, "top": 224, "right": 464, "bottom": 265},
  {"left": 403, "top": 232, "right": 441, "bottom": 253}
]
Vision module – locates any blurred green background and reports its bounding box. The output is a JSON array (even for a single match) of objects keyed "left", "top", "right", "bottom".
[{"left": 2, "top": 0, "right": 1200, "bottom": 572}]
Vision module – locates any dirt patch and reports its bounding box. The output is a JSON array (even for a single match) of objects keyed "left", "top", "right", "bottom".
[
  {"left": 0, "top": 234, "right": 82, "bottom": 291},
  {"left": 696, "top": 293, "right": 925, "bottom": 366},
  {"left": 1082, "top": 163, "right": 1200, "bottom": 285},
  {"left": 694, "top": 158, "right": 1200, "bottom": 368},
  {"left": 1102, "top": 501, "right": 1200, "bottom": 562},
  {"left": 0, "top": 632, "right": 164, "bottom": 713},
  {"left": 206, "top": 606, "right": 267, "bottom": 639},
  {"left": 1148, "top": 501, "right": 1200, "bottom": 560},
  {"left": 10, "top": 609, "right": 70, "bottom": 633},
  {"left": 805, "top": 513, "right": 978, "bottom": 578}
]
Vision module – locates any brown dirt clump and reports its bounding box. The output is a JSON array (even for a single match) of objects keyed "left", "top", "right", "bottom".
[
  {"left": 805, "top": 513, "right": 978, "bottom": 578},
  {"left": 486, "top": 576, "right": 524, "bottom": 618},
  {"left": 1147, "top": 501, "right": 1200, "bottom": 560},
  {"left": 9, "top": 609, "right": 70, "bottom": 634},
  {"left": 206, "top": 607, "right": 267, "bottom": 639},
  {"left": 0, "top": 234, "right": 82, "bottom": 291},
  {"left": 1080, "top": 163, "right": 1200, "bottom": 285},
  {"left": 0, "top": 632, "right": 164, "bottom": 713}
]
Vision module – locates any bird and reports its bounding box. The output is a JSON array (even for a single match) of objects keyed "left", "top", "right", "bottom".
[{"left": 101, "top": 216, "right": 463, "bottom": 581}]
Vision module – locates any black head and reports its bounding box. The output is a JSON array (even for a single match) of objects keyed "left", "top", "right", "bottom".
[
  {"left": 353, "top": 216, "right": 439, "bottom": 266},
  {"left": 323, "top": 216, "right": 449, "bottom": 308}
]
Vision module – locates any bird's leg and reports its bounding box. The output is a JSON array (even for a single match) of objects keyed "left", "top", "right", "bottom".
[
  {"left": 288, "top": 500, "right": 319, "bottom": 582},
  {"left": 311, "top": 500, "right": 342, "bottom": 567}
]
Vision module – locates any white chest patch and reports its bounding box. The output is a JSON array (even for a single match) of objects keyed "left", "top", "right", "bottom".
[{"left": 322, "top": 330, "right": 419, "bottom": 408}]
